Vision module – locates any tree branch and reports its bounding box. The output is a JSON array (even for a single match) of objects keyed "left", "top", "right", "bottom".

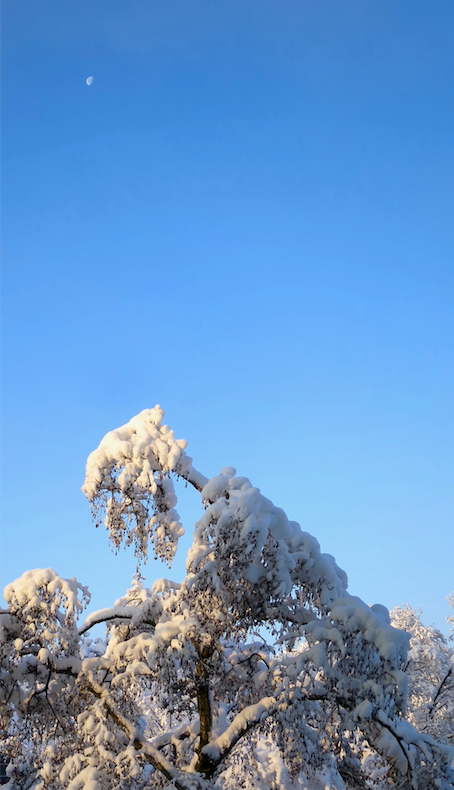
[
  {"left": 266, "top": 601, "right": 317, "bottom": 629},
  {"left": 43, "top": 656, "right": 82, "bottom": 676},
  {"left": 86, "top": 679, "right": 198, "bottom": 790},
  {"left": 428, "top": 666, "right": 453, "bottom": 716},
  {"left": 199, "top": 696, "right": 276, "bottom": 777},
  {"left": 185, "top": 468, "right": 208, "bottom": 493},
  {"left": 78, "top": 606, "right": 139, "bottom": 635}
]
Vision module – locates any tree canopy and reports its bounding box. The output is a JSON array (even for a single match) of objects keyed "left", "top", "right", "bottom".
[{"left": 1, "top": 407, "right": 453, "bottom": 790}]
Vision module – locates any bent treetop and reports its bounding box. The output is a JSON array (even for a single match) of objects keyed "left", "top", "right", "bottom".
[{"left": 1, "top": 406, "right": 453, "bottom": 790}]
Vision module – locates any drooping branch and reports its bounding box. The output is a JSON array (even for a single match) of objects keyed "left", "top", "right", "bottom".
[
  {"left": 82, "top": 406, "right": 208, "bottom": 564},
  {"left": 186, "top": 467, "right": 209, "bottom": 493},
  {"left": 372, "top": 709, "right": 453, "bottom": 783},
  {"left": 78, "top": 606, "right": 139, "bottom": 635}
]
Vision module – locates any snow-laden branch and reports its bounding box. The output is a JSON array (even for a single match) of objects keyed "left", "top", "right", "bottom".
[
  {"left": 201, "top": 696, "right": 276, "bottom": 770},
  {"left": 86, "top": 679, "right": 198, "bottom": 790},
  {"left": 78, "top": 606, "right": 140, "bottom": 635},
  {"left": 276, "top": 600, "right": 318, "bottom": 623},
  {"left": 149, "top": 720, "right": 199, "bottom": 751},
  {"left": 374, "top": 709, "right": 454, "bottom": 778},
  {"left": 4, "top": 568, "right": 90, "bottom": 624},
  {"left": 83, "top": 407, "right": 208, "bottom": 497},
  {"left": 82, "top": 406, "right": 208, "bottom": 565},
  {"left": 42, "top": 655, "right": 83, "bottom": 675},
  {"left": 4, "top": 407, "right": 454, "bottom": 790}
]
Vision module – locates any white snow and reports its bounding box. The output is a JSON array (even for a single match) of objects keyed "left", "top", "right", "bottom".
[{"left": 202, "top": 697, "right": 276, "bottom": 762}]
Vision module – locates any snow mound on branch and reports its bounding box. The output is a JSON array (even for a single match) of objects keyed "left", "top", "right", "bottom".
[
  {"left": 3, "top": 569, "right": 90, "bottom": 657},
  {"left": 4, "top": 568, "right": 90, "bottom": 623},
  {"left": 188, "top": 472, "right": 298, "bottom": 600},
  {"left": 107, "top": 612, "right": 199, "bottom": 676},
  {"left": 82, "top": 407, "right": 202, "bottom": 564},
  {"left": 83, "top": 406, "right": 193, "bottom": 498},
  {"left": 202, "top": 697, "right": 276, "bottom": 762},
  {"left": 186, "top": 471, "right": 348, "bottom": 623},
  {"left": 331, "top": 597, "right": 409, "bottom": 668}
]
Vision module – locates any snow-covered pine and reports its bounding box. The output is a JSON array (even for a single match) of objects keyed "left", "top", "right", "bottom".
[{"left": 1, "top": 407, "right": 453, "bottom": 790}]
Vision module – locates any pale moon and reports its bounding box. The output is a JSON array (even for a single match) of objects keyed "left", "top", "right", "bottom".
[{"left": 86, "top": 76, "right": 94, "bottom": 86}]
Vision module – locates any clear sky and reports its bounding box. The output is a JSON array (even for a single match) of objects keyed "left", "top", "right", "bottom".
[{"left": 2, "top": 0, "right": 453, "bottom": 635}]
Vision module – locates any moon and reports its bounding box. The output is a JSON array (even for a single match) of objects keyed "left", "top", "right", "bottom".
[{"left": 86, "top": 76, "right": 94, "bottom": 86}]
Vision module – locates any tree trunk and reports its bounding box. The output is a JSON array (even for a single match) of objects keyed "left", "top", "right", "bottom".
[{"left": 195, "top": 645, "right": 213, "bottom": 775}]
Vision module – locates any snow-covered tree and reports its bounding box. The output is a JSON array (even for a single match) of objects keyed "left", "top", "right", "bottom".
[
  {"left": 390, "top": 605, "right": 454, "bottom": 746},
  {"left": 1, "top": 406, "right": 453, "bottom": 790},
  {"left": 447, "top": 594, "right": 454, "bottom": 639}
]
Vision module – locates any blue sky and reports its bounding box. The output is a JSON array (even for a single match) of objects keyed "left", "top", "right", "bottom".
[{"left": 2, "top": 0, "right": 453, "bottom": 635}]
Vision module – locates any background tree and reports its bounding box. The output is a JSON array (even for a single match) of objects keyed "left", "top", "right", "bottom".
[
  {"left": 1, "top": 407, "right": 453, "bottom": 790},
  {"left": 390, "top": 605, "right": 454, "bottom": 745}
]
